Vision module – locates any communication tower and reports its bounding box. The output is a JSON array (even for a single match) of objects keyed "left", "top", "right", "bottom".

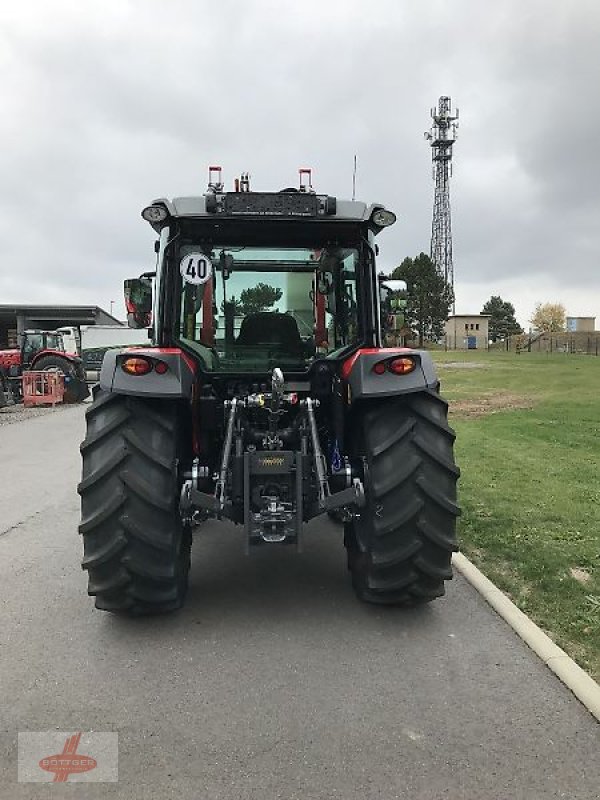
[{"left": 425, "top": 96, "right": 459, "bottom": 299}]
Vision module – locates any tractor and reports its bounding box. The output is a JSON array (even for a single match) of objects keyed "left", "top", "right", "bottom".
[
  {"left": 79, "top": 167, "right": 459, "bottom": 615},
  {"left": 0, "top": 330, "right": 89, "bottom": 404}
]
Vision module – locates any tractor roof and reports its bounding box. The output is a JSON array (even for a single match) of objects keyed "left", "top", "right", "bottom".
[
  {"left": 154, "top": 195, "right": 371, "bottom": 219},
  {"left": 142, "top": 193, "right": 395, "bottom": 235}
]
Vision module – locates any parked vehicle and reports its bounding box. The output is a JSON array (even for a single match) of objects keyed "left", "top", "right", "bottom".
[
  {"left": 0, "top": 330, "right": 89, "bottom": 403},
  {"left": 78, "top": 325, "right": 150, "bottom": 377},
  {"left": 79, "top": 167, "right": 460, "bottom": 615},
  {"left": 55, "top": 326, "right": 80, "bottom": 356}
]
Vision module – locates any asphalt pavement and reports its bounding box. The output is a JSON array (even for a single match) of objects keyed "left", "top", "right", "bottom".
[{"left": 1, "top": 405, "right": 598, "bottom": 799}]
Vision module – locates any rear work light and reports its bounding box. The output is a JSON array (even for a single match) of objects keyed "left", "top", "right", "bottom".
[
  {"left": 141, "top": 204, "right": 169, "bottom": 223},
  {"left": 371, "top": 356, "right": 416, "bottom": 376},
  {"left": 371, "top": 208, "right": 396, "bottom": 227},
  {"left": 389, "top": 357, "right": 416, "bottom": 375},
  {"left": 121, "top": 356, "right": 169, "bottom": 376},
  {"left": 122, "top": 357, "right": 152, "bottom": 375}
]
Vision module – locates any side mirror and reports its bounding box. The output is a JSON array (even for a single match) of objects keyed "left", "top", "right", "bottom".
[
  {"left": 124, "top": 277, "right": 153, "bottom": 328},
  {"left": 379, "top": 278, "right": 407, "bottom": 304},
  {"left": 379, "top": 278, "right": 408, "bottom": 342}
]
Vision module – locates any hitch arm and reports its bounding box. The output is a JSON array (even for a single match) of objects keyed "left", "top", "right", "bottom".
[
  {"left": 304, "top": 397, "right": 365, "bottom": 513},
  {"left": 215, "top": 398, "right": 238, "bottom": 512},
  {"left": 304, "top": 398, "right": 330, "bottom": 508}
]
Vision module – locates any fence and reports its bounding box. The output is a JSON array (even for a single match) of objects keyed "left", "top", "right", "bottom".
[
  {"left": 493, "top": 332, "right": 600, "bottom": 356},
  {"left": 22, "top": 371, "right": 65, "bottom": 407}
]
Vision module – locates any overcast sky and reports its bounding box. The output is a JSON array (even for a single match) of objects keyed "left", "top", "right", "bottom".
[{"left": 1, "top": 0, "right": 598, "bottom": 327}]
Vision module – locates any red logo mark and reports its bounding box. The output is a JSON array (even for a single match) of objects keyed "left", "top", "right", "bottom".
[{"left": 39, "top": 733, "right": 97, "bottom": 783}]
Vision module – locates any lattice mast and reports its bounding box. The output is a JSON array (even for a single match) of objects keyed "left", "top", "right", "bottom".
[{"left": 425, "top": 96, "right": 459, "bottom": 300}]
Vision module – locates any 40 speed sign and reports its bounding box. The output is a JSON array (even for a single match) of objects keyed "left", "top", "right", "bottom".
[{"left": 180, "top": 253, "right": 213, "bottom": 285}]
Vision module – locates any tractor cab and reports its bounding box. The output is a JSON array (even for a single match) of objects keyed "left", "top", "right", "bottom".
[
  {"left": 125, "top": 167, "right": 397, "bottom": 377},
  {"left": 21, "top": 330, "right": 66, "bottom": 367}
]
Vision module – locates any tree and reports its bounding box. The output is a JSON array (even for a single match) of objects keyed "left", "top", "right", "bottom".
[
  {"left": 481, "top": 295, "right": 523, "bottom": 342},
  {"left": 391, "top": 253, "right": 453, "bottom": 346},
  {"left": 529, "top": 302, "right": 566, "bottom": 333},
  {"left": 229, "top": 283, "right": 283, "bottom": 315}
]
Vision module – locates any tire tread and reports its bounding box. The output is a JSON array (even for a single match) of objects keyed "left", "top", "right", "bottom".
[
  {"left": 347, "top": 393, "right": 460, "bottom": 607},
  {"left": 79, "top": 389, "right": 190, "bottom": 615}
]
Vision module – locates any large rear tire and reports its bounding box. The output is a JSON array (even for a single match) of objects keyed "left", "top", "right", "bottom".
[
  {"left": 34, "top": 354, "right": 90, "bottom": 403},
  {"left": 78, "top": 388, "right": 191, "bottom": 615},
  {"left": 345, "top": 391, "right": 460, "bottom": 606}
]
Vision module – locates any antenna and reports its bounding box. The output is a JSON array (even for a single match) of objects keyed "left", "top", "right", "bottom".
[
  {"left": 425, "top": 96, "right": 459, "bottom": 310},
  {"left": 352, "top": 154, "right": 357, "bottom": 201}
]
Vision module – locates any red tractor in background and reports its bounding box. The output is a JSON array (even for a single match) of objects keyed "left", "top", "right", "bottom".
[{"left": 0, "top": 330, "right": 89, "bottom": 405}]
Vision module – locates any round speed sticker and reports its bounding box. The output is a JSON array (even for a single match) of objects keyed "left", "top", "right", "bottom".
[{"left": 180, "top": 252, "right": 213, "bottom": 285}]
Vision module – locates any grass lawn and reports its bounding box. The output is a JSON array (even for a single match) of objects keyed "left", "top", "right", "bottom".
[{"left": 433, "top": 350, "right": 600, "bottom": 681}]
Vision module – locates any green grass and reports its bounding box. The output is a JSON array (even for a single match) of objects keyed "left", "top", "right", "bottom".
[{"left": 433, "top": 351, "right": 600, "bottom": 681}]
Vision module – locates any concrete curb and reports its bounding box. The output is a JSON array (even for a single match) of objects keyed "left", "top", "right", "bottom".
[{"left": 453, "top": 552, "right": 600, "bottom": 722}]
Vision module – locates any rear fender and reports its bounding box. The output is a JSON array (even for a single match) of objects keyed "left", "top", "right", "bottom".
[
  {"left": 100, "top": 347, "right": 195, "bottom": 399},
  {"left": 341, "top": 348, "right": 438, "bottom": 401},
  {"left": 30, "top": 349, "right": 83, "bottom": 368}
]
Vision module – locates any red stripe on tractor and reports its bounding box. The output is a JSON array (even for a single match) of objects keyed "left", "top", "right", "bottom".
[
  {"left": 314, "top": 289, "right": 327, "bottom": 348},
  {"left": 341, "top": 348, "right": 384, "bottom": 380},
  {"left": 201, "top": 280, "right": 215, "bottom": 347},
  {"left": 341, "top": 347, "right": 414, "bottom": 380}
]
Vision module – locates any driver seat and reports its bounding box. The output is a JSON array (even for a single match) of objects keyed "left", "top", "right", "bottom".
[{"left": 237, "top": 313, "right": 304, "bottom": 358}]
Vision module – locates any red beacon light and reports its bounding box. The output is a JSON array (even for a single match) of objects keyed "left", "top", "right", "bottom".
[
  {"left": 208, "top": 165, "right": 224, "bottom": 192},
  {"left": 299, "top": 168, "right": 313, "bottom": 193}
]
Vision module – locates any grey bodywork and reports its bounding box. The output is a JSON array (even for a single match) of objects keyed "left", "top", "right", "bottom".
[
  {"left": 100, "top": 346, "right": 437, "bottom": 403},
  {"left": 99, "top": 349, "right": 194, "bottom": 399},
  {"left": 345, "top": 349, "right": 438, "bottom": 401}
]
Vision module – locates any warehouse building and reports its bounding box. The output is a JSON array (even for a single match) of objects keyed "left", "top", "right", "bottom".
[{"left": 0, "top": 305, "right": 121, "bottom": 349}]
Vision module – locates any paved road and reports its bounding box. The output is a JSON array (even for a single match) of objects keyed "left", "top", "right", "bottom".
[{"left": 1, "top": 407, "right": 598, "bottom": 799}]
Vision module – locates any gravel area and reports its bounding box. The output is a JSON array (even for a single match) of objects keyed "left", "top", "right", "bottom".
[{"left": 0, "top": 402, "right": 86, "bottom": 427}]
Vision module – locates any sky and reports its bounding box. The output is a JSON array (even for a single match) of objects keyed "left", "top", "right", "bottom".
[{"left": 1, "top": 0, "right": 598, "bottom": 328}]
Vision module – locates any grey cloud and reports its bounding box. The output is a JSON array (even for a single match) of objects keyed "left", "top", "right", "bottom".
[{"left": 0, "top": 0, "right": 599, "bottom": 318}]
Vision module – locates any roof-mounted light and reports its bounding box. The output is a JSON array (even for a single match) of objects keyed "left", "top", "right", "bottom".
[
  {"left": 141, "top": 205, "right": 169, "bottom": 223},
  {"left": 371, "top": 208, "right": 396, "bottom": 227}
]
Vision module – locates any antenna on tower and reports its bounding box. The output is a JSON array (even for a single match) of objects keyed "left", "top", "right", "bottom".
[{"left": 425, "top": 96, "right": 459, "bottom": 311}]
